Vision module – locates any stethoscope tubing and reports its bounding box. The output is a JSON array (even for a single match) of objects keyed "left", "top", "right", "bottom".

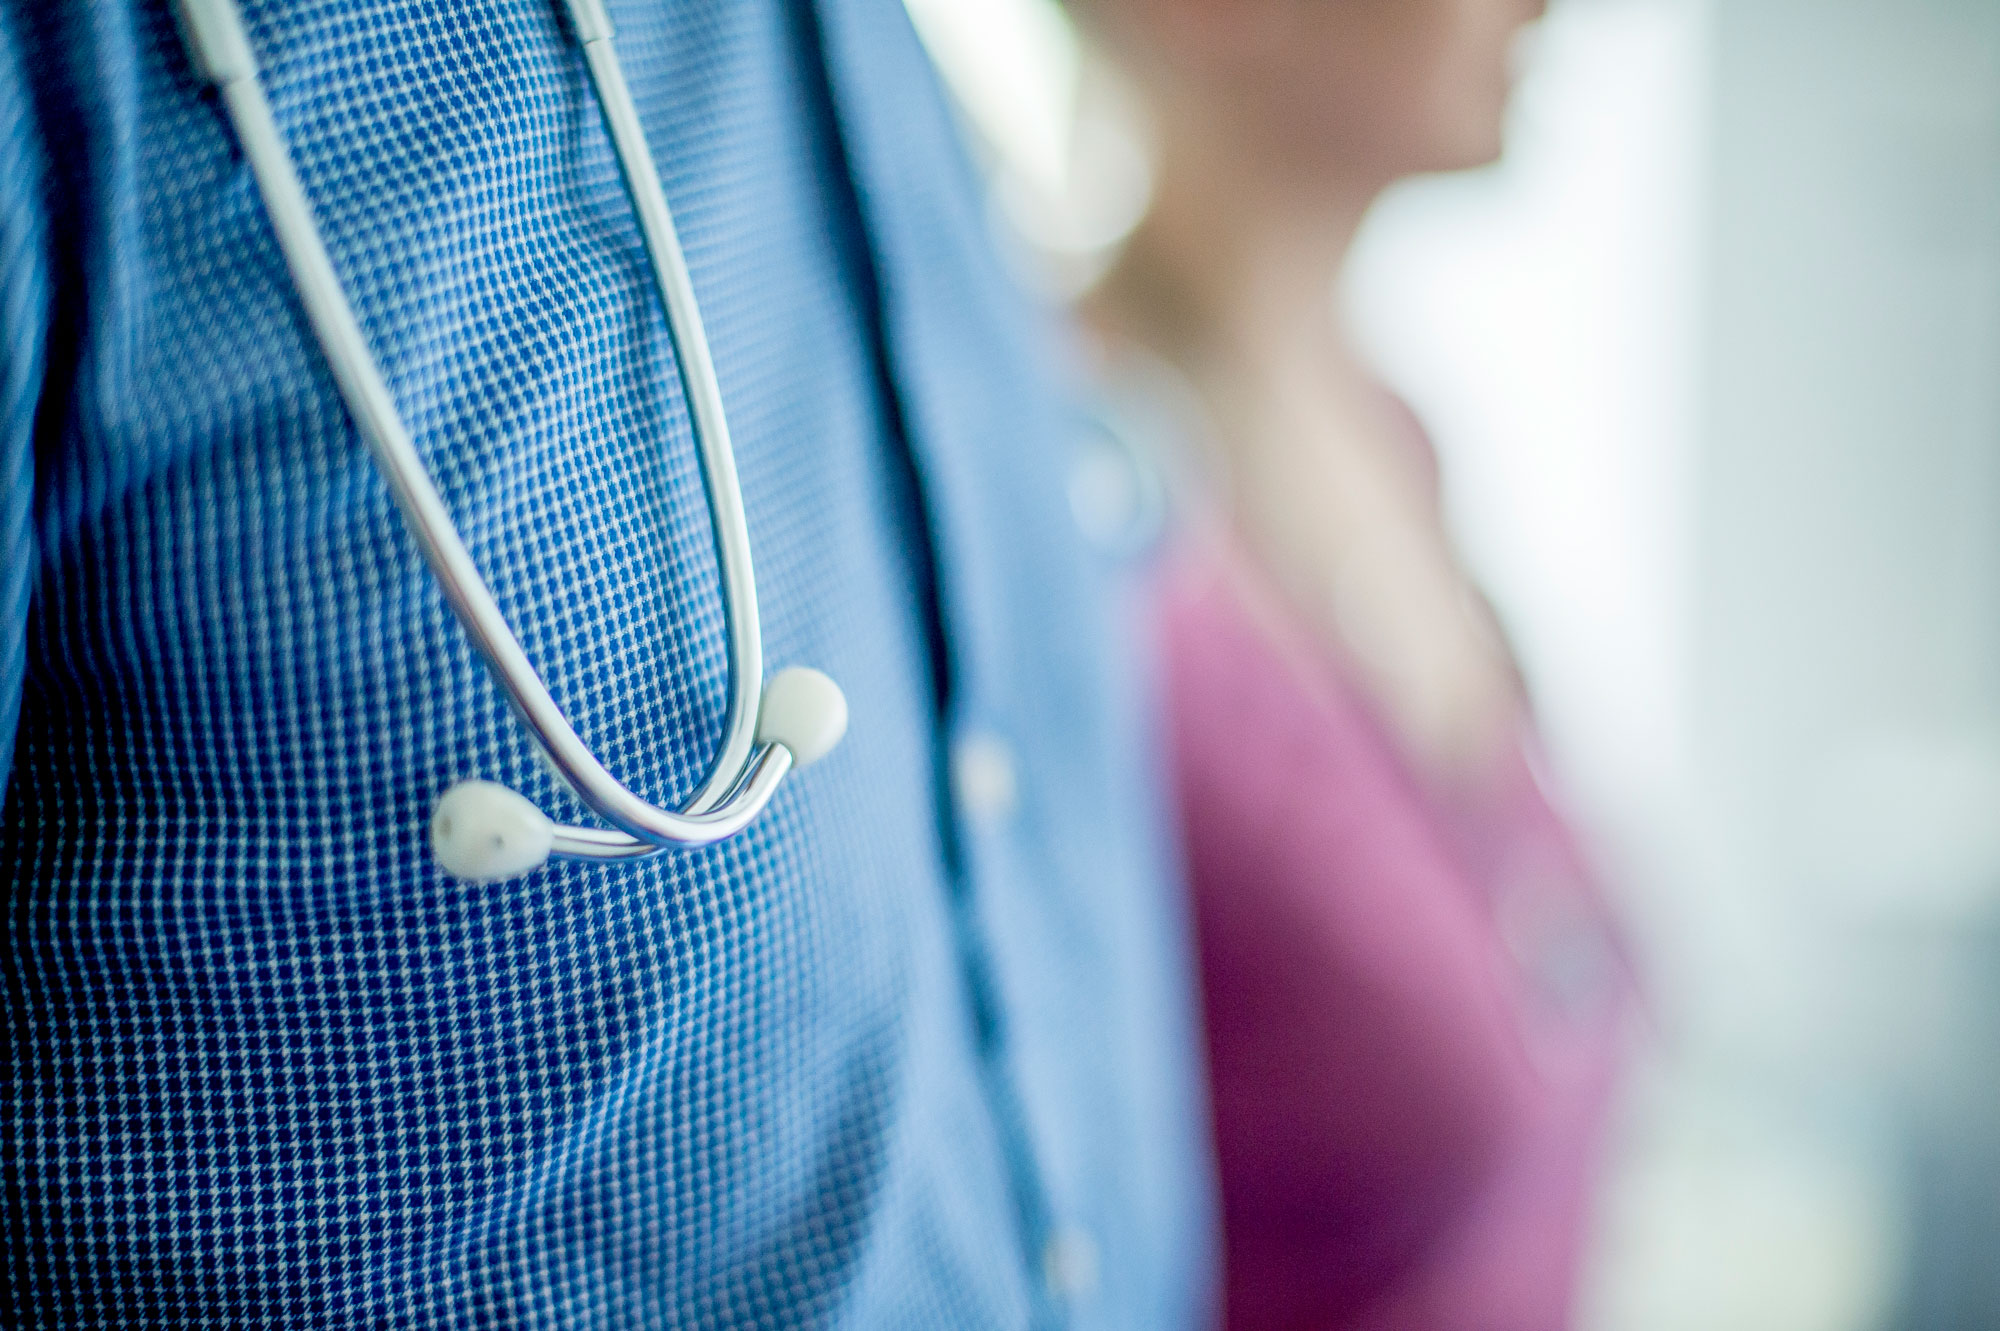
[{"left": 173, "top": 0, "right": 797, "bottom": 860}]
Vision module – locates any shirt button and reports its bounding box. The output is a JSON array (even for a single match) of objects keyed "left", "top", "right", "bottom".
[
  {"left": 1067, "top": 419, "right": 1163, "bottom": 555},
  {"left": 1042, "top": 1226, "right": 1100, "bottom": 1301},
  {"left": 951, "top": 731, "right": 1019, "bottom": 827}
]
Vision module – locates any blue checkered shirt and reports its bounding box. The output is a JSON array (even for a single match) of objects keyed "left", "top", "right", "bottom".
[{"left": 0, "top": 0, "right": 1215, "bottom": 1325}]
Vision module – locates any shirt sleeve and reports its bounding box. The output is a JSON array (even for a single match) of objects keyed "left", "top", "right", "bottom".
[{"left": 0, "top": 4, "right": 48, "bottom": 811}]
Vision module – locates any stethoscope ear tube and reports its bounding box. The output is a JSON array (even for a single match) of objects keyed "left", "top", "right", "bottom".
[{"left": 172, "top": 0, "right": 846, "bottom": 880}]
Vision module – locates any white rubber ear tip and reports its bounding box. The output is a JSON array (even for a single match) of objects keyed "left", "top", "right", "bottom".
[
  {"left": 431, "top": 780, "right": 555, "bottom": 883},
  {"left": 755, "top": 666, "right": 848, "bottom": 769}
]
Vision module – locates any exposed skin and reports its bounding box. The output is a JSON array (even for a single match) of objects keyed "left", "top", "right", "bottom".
[{"left": 1080, "top": 0, "right": 1547, "bottom": 783}]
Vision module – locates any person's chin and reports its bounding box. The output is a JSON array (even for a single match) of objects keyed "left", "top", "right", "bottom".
[
  {"left": 1412, "top": 141, "right": 1504, "bottom": 177},
  {"left": 1436, "top": 118, "right": 1510, "bottom": 173}
]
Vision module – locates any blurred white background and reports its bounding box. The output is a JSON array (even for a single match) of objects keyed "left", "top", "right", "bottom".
[{"left": 906, "top": 0, "right": 2000, "bottom": 1324}]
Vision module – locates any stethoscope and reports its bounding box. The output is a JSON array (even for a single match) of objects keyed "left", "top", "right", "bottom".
[{"left": 173, "top": 0, "right": 850, "bottom": 884}]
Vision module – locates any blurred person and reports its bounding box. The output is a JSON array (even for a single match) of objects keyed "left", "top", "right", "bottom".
[
  {"left": 1072, "top": 0, "right": 1638, "bottom": 1327},
  {"left": 0, "top": 0, "right": 1214, "bottom": 1326}
]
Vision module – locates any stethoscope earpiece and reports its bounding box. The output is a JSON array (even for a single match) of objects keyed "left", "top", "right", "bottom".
[
  {"left": 755, "top": 667, "right": 849, "bottom": 770},
  {"left": 431, "top": 781, "right": 556, "bottom": 885}
]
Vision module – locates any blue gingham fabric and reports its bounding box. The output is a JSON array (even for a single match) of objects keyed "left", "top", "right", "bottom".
[{"left": 0, "top": 1, "right": 1215, "bottom": 1326}]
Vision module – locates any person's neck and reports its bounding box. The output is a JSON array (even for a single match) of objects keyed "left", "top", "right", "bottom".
[{"left": 1094, "top": 136, "right": 1383, "bottom": 392}]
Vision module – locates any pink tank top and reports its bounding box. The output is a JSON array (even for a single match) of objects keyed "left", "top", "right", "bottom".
[{"left": 1159, "top": 535, "right": 1633, "bottom": 1331}]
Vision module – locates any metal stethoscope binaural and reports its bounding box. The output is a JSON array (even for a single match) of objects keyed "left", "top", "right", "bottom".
[{"left": 173, "top": 0, "right": 850, "bottom": 884}]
